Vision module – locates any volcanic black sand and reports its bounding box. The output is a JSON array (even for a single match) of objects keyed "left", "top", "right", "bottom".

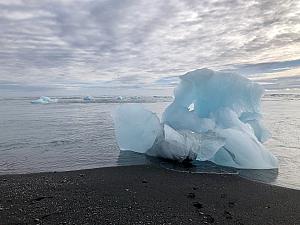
[{"left": 0, "top": 165, "right": 299, "bottom": 225}]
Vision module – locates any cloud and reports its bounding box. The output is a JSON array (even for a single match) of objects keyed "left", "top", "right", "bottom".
[
  {"left": 0, "top": 0, "right": 300, "bottom": 93},
  {"left": 223, "top": 58, "right": 300, "bottom": 76}
]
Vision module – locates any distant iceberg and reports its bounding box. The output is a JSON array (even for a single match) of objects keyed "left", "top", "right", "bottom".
[
  {"left": 116, "top": 96, "right": 123, "bottom": 101},
  {"left": 31, "top": 96, "right": 57, "bottom": 104},
  {"left": 83, "top": 96, "right": 94, "bottom": 101},
  {"left": 113, "top": 69, "right": 278, "bottom": 169}
]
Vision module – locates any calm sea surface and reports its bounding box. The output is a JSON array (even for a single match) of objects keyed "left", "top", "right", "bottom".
[{"left": 0, "top": 94, "right": 299, "bottom": 190}]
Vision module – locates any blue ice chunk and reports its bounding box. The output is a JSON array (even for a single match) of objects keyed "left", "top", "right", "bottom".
[
  {"left": 31, "top": 96, "right": 57, "bottom": 104},
  {"left": 113, "top": 69, "right": 278, "bottom": 169},
  {"left": 83, "top": 96, "right": 94, "bottom": 101},
  {"left": 113, "top": 104, "right": 163, "bottom": 154}
]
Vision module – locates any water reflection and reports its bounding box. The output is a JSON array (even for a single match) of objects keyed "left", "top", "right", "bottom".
[
  {"left": 238, "top": 169, "right": 279, "bottom": 184},
  {"left": 117, "top": 150, "right": 279, "bottom": 186},
  {"left": 117, "top": 150, "right": 149, "bottom": 166},
  {"left": 160, "top": 160, "right": 238, "bottom": 174}
]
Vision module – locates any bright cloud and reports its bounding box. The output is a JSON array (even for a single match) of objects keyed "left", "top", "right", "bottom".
[{"left": 0, "top": 0, "right": 299, "bottom": 93}]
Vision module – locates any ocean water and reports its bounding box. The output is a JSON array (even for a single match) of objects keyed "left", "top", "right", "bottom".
[{"left": 0, "top": 94, "right": 299, "bottom": 190}]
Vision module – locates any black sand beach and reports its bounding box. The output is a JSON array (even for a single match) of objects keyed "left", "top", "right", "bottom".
[{"left": 0, "top": 165, "right": 299, "bottom": 225}]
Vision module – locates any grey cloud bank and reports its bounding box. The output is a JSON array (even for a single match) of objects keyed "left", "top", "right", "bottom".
[{"left": 0, "top": 0, "right": 300, "bottom": 95}]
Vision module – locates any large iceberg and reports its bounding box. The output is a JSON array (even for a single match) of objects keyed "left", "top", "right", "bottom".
[{"left": 113, "top": 69, "right": 278, "bottom": 169}]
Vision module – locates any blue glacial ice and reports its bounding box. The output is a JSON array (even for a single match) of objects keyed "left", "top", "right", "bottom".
[
  {"left": 83, "top": 95, "right": 94, "bottom": 101},
  {"left": 114, "top": 104, "right": 163, "bottom": 154},
  {"left": 113, "top": 68, "right": 278, "bottom": 169},
  {"left": 31, "top": 96, "right": 57, "bottom": 104}
]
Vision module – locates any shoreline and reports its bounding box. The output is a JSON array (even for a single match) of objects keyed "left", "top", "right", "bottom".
[{"left": 0, "top": 165, "right": 299, "bottom": 224}]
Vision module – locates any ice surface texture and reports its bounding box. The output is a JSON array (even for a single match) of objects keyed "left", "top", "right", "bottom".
[
  {"left": 31, "top": 96, "right": 57, "bottom": 104},
  {"left": 113, "top": 69, "right": 278, "bottom": 169},
  {"left": 114, "top": 104, "right": 163, "bottom": 154}
]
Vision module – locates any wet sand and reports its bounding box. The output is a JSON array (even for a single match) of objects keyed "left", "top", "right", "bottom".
[{"left": 0, "top": 165, "right": 299, "bottom": 225}]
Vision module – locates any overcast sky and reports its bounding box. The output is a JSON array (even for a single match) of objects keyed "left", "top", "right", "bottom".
[{"left": 0, "top": 0, "right": 300, "bottom": 96}]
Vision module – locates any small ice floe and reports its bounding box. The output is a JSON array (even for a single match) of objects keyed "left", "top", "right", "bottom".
[
  {"left": 31, "top": 96, "right": 57, "bottom": 104},
  {"left": 83, "top": 96, "right": 94, "bottom": 101},
  {"left": 116, "top": 96, "right": 123, "bottom": 101}
]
